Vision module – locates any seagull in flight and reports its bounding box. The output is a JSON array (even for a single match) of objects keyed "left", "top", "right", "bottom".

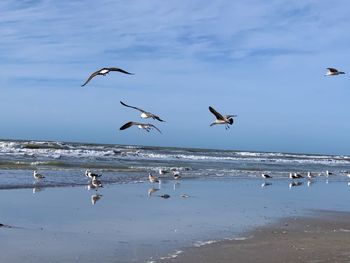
[
  {"left": 261, "top": 173, "right": 272, "bottom": 179},
  {"left": 81, "top": 67, "right": 133, "bottom": 87},
  {"left": 325, "top": 68, "right": 345, "bottom": 76},
  {"left": 209, "top": 106, "right": 236, "bottom": 129},
  {"left": 119, "top": 121, "right": 162, "bottom": 133},
  {"left": 120, "top": 101, "right": 165, "bottom": 122}
]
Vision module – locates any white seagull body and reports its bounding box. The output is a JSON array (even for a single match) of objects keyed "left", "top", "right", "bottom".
[
  {"left": 120, "top": 101, "right": 165, "bottom": 122},
  {"left": 159, "top": 169, "right": 169, "bottom": 175},
  {"left": 326, "top": 170, "right": 333, "bottom": 177},
  {"left": 120, "top": 121, "right": 162, "bottom": 133},
  {"left": 209, "top": 106, "right": 236, "bottom": 129},
  {"left": 307, "top": 172, "right": 315, "bottom": 179},
  {"left": 325, "top": 67, "right": 345, "bottom": 76},
  {"left": 81, "top": 67, "right": 133, "bottom": 87},
  {"left": 149, "top": 173, "right": 160, "bottom": 183},
  {"left": 33, "top": 170, "right": 45, "bottom": 180}
]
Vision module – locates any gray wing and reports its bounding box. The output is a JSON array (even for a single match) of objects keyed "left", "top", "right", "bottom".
[
  {"left": 120, "top": 101, "right": 145, "bottom": 113},
  {"left": 81, "top": 70, "right": 101, "bottom": 87},
  {"left": 209, "top": 106, "right": 225, "bottom": 120},
  {"left": 108, "top": 67, "right": 134, "bottom": 75}
]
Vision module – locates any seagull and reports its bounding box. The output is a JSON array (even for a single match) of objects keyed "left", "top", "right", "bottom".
[
  {"left": 91, "top": 177, "right": 103, "bottom": 188},
  {"left": 326, "top": 170, "right": 333, "bottom": 177},
  {"left": 149, "top": 173, "right": 160, "bottom": 183},
  {"left": 180, "top": 194, "right": 190, "bottom": 198},
  {"left": 346, "top": 172, "right": 350, "bottom": 179},
  {"left": 173, "top": 171, "right": 181, "bottom": 180},
  {"left": 289, "top": 172, "right": 303, "bottom": 179},
  {"left": 85, "top": 170, "right": 102, "bottom": 179},
  {"left": 120, "top": 122, "right": 162, "bottom": 133},
  {"left": 91, "top": 194, "right": 103, "bottom": 205},
  {"left": 209, "top": 106, "right": 237, "bottom": 129},
  {"left": 261, "top": 182, "right": 272, "bottom": 188},
  {"left": 81, "top": 67, "right": 133, "bottom": 87},
  {"left": 159, "top": 169, "right": 169, "bottom": 175},
  {"left": 325, "top": 67, "right": 345, "bottom": 76},
  {"left": 33, "top": 170, "right": 45, "bottom": 180},
  {"left": 307, "top": 172, "right": 315, "bottom": 179},
  {"left": 120, "top": 101, "right": 165, "bottom": 122},
  {"left": 261, "top": 173, "right": 272, "bottom": 179}
]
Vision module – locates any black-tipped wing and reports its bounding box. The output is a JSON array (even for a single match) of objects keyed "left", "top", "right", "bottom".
[
  {"left": 119, "top": 121, "right": 136, "bottom": 130},
  {"left": 152, "top": 115, "right": 165, "bottom": 122},
  {"left": 149, "top": 124, "right": 162, "bottom": 134},
  {"left": 327, "top": 68, "right": 338, "bottom": 73},
  {"left": 81, "top": 70, "right": 101, "bottom": 87},
  {"left": 120, "top": 101, "right": 145, "bottom": 113},
  {"left": 107, "top": 67, "right": 134, "bottom": 75},
  {"left": 209, "top": 106, "right": 225, "bottom": 120}
]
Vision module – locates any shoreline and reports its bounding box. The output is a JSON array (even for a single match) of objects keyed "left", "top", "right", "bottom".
[{"left": 161, "top": 210, "right": 350, "bottom": 263}]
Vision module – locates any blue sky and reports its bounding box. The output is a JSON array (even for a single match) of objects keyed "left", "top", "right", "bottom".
[{"left": 0, "top": 0, "right": 350, "bottom": 155}]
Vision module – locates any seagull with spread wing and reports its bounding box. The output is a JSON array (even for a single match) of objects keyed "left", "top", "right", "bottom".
[
  {"left": 325, "top": 67, "right": 345, "bottom": 76},
  {"left": 120, "top": 101, "right": 165, "bottom": 122},
  {"left": 209, "top": 106, "right": 237, "bottom": 129},
  {"left": 119, "top": 121, "right": 162, "bottom": 133},
  {"left": 81, "top": 67, "right": 134, "bottom": 87}
]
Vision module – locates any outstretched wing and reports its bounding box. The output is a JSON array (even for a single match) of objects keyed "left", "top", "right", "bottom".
[
  {"left": 209, "top": 106, "right": 225, "bottom": 120},
  {"left": 119, "top": 121, "right": 136, "bottom": 130},
  {"left": 81, "top": 70, "right": 101, "bottom": 87},
  {"left": 108, "top": 67, "right": 134, "bottom": 75},
  {"left": 152, "top": 115, "right": 165, "bottom": 122},
  {"left": 327, "top": 67, "right": 338, "bottom": 73},
  {"left": 149, "top": 124, "right": 162, "bottom": 134},
  {"left": 120, "top": 101, "right": 145, "bottom": 113},
  {"left": 225, "top": 115, "right": 237, "bottom": 118}
]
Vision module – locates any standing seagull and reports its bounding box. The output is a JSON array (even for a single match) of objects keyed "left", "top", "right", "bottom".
[
  {"left": 149, "top": 173, "right": 160, "bottom": 183},
  {"left": 325, "top": 68, "right": 345, "bottom": 76},
  {"left": 81, "top": 67, "right": 133, "bottom": 87},
  {"left": 120, "top": 101, "right": 165, "bottom": 122},
  {"left": 33, "top": 170, "right": 45, "bottom": 180},
  {"left": 120, "top": 122, "right": 162, "bottom": 133},
  {"left": 261, "top": 173, "right": 272, "bottom": 179},
  {"left": 209, "top": 106, "right": 237, "bottom": 129}
]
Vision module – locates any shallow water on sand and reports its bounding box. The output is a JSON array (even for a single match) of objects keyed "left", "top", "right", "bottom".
[{"left": 0, "top": 176, "right": 349, "bottom": 263}]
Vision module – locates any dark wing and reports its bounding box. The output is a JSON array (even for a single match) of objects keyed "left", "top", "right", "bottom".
[
  {"left": 327, "top": 68, "right": 338, "bottom": 73},
  {"left": 225, "top": 115, "right": 237, "bottom": 118},
  {"left": 120, "top": 101, "right": 145, "bottom": 113},
  {"left": 108, "top": 67, "right": 134, "bottom": 75},
  {"left": 152, "top": 115, "right": 165, "bottom": 122},
  {"left": 81, "top": 70, "right": 101, "bottom": 87},
  {"left": 119, "top": 122, "right": 136, "bottom": 130},
  {"left": 209, "top": 106, "right": 225, "bottom": 120},
  {"left": 149, "top": 124, "right": 162, "bottom": 134}
]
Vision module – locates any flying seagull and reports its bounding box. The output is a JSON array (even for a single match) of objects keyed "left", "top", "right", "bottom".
[
  {"left": 119, "top": 121, "right": 162, "bottom": 133},
  {"left": 120, "top": 101, "right": 165, "bottom": 122},
  {"left": 81, "top": 67, "right": 133, "bottom": 87},
  {"left": 209, "top": 106, "right": 237, "bottom": 129},
  {"left": 325, "top": 68, "right": 345, "bottom": 76},
  {"left": 149, "top": 173, "right": 160, "bottom": 183}
]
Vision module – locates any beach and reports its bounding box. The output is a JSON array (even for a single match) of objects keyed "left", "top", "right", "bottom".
[
  {"left": 0, "top": 140, "right": 350, "bottom": 262},
  {"left": 163, "top": 211, "right": 350, "bottom": 263}
]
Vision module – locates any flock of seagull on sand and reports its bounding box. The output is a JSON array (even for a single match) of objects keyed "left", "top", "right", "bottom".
[{"left": 29, "top": 66, "right": 348, "bottom": 200}]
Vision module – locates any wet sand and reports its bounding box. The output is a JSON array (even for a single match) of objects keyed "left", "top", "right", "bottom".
[{"left": 162, "top": 211, "right": 350, "bottom": 263}]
